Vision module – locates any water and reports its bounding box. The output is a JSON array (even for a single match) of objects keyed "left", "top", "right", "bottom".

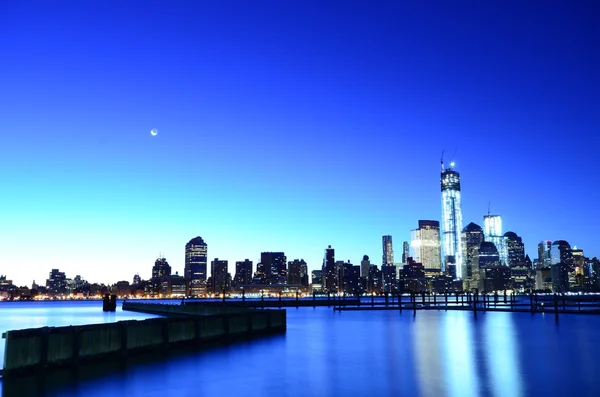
[{"left": 2, "top": 302, "right": 600, "bottom": 397}]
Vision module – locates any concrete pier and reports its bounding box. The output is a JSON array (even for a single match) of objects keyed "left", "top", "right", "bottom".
[{"left": 2, "top": 303, "right": 285, "bottom": 378}]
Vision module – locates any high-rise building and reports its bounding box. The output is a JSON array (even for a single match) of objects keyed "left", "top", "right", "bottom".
[
  {"left": 288, "top": 259, "right": 307, "bottom": 286},
  {"left": 475, "top": 242, "right": 501, "bottom": 269},
  {"left": 360, "top": 255, "right": 371, "bottom": 279},
  {"left": 300, "top": 260, "right": 309, "bottom": 287},
  {"left": 311, "top": 270, "right": 323, "bottom": 291},
  {"left": 233, "top": 259, "right": 253, "bottom": 286},
  {"left": 210, "top": 258, "right": 230, "bottom": 294},
  {"left": 260, "top": 252, "right": 287, "bottom": 284},
  {"left": 410, "top": 220, "right": 442, "bottom": 271},
  {"left": 462, "top": 222, "right": 484, "bottom": 280},
  {"left": 504, "top": 231, "right": 525, "bottom": 267},
  {"left": 46, "top": 269, "right": 67, "bottom": 295},
  {"left": 381, "top": 235, "right": 395, "bottom": 292},
  {"left": 323, "top": 245, "right": 337, "bottom": 292},
  {"left": 382, "top": 235, "right": 394, "bottom": 267},
  {"left": 440, "top": 162, "right": 464, "bottom": 278},
  {"left": 537, "top": 241, "right": 552, "bottom": 269},
  {"left": 185, "top": 236, "right": 208, "bottom": 296},
  {"left": 483, "top": 214, "right": 508, "bottom": 266},
  {"left": 551, "top": 240, "right": 572, "bottom": 292},
  {"left": 152, "top": 257, "right": 171, "bottom": 280},
  {"left": 402, "top": 241, "right": 410, "bottom": 264}
]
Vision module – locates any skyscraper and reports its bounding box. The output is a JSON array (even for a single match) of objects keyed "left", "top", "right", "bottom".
[
  {"left": 410, "top": 220, "right": 442, "bottom": 271},
  {"left": 441, "top": 162, "right": 464, "bottom": 278},
  {"left": 402, "top": 241, "right": 410, "bottom": 264},
  {"left": 461, "top": 222, "right": 484, "bottom": 280},
  {"left": 287, "top": 259, "right": 308, "bottom": 286},
  {"left": 382, "top": 235, "right": 394, "bottom": 267},
  {"left": 504, "top": 231, "right": 525, "bottom": 267},
  {"left": 360, "top": 255, "right": 371, "bottom": 279},
  {"left": 233, "top": 259, "right": 253, "bottom": 286},
  {"left": 382, "top": 236, "right": 395, "bottom": 293},
  {"left": 185, "top": 236, "right": 208, "bottom": 296},
  {"left": 551, "top": 240, "right": 572, "bottom": 292},
  {"left": 537, "top": 241, "right": 552, "bottom": 269},
  {"left": 483, "top": 214, "right": 508, "bottom": 266},
  {"left": 260, "top": 252, "right": 287, "bottom": 284},
  {"left": 210, "top": 258, "right": 230, "bottom": 294},
  {"left": 323, "top": 245, "right": 336, "bottom": 292},
  {"left": 152, "top": 257, "right": 171, "bottom": 280}
]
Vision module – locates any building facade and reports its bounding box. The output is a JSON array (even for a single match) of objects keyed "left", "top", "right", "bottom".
[
  {"left": 440, "top": 162, "right": 464, "bottom": 278},
  {"left": 185, "top": 236, "right": 208, "bottom": 296},
  {"left": 382, "top": 235, "right": 394, "bottom": 267},
  {"left": 504, "top": 231, "right": 525, "bottom": 267},
  {"left": 483, "top": 215, "right": 508, "bottom": 266},
  {"left": 233, "top": 259, "right": 253, "bottom": 286},
  {"left": 410, "top": 220, "right": 442, "bottom": 271},
  {"left": 323, "top": 245, "right": 337, "bottom": 292}
]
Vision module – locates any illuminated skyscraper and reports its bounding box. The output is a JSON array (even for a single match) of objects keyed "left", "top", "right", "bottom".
[
  {"left": 461, "top": 222, "right": 484, "bottom": 279},
  {"left": 483, "top": 214, "right": 508, "bottom": 266},
  {"left": 233, "top": 259, "right": 253, "bottom": 286},
  {"left": 402, "top": 241, "right": 410, "bottom": 264},
  {"left": 185, "top": 236, "right": 208, "bottom": 296},
  {"left": 551, "top": 240, "right": 572, "bottom": 292},
  {"left": 152, "top": 257, "right": 171, "bottom": 279},
  {"left": 260, "top": 252, "right": 287, "bottom": 284},
  {"left": 440, "top": 162, "right": 464, "bottom": 278},
  {"left": 382, "top": 235, "right": 394, "bottom": 267},
  {"left": 410, "top": 220, "right": 442, "bottom": 271},
  {"left": 323, "top": 245, "right": 337, "bottom": 292},
  {"left": 504, "top": 231, "right": 525, "bottom": 267}
]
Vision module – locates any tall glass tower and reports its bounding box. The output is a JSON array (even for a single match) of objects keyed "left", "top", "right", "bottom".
[
  {"left": 441, "top": 162, "right": 464, "bottom": 279},
  {"left": 382, "top": 235, "right": 394, "bottom": 267},
  {"left": 185, "top": 236, "right": 208, "bottom": 296},
  {"left": 483, "top": 215, "right": 508, "bottom": 266}
]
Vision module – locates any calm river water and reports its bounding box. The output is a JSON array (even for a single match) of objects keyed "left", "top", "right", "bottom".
[{"left": 1, "top": 300, "right": 599, "bottom": 397}]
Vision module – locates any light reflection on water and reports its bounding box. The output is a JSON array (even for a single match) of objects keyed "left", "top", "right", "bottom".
[
  {"left": 484, "top": 313, "right": 524, "bottom": 397},
  {"left": 1, "top": 304, "right": 600, "bottom": 397}
]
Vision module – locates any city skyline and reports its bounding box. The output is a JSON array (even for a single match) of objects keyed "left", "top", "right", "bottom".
[{"left": 1, "top": 2, "right": 598, "bottom": 286}]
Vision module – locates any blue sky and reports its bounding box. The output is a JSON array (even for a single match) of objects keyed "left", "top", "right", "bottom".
[{"left": 1, "top": 1, "right": 599, "bottom": 286}]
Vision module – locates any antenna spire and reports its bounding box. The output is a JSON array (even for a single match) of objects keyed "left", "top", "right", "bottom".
[{"left": 440, "top": 150, "right": 445, "bottom": 171}]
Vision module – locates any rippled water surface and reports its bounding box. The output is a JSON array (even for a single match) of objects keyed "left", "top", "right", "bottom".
[{"left": 1, "top": 301, "right": 599, "bottom": 397}]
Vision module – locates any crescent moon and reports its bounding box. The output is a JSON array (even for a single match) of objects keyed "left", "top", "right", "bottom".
[{"left": 150, "top": 128, "right": 158, "bottom": 136}]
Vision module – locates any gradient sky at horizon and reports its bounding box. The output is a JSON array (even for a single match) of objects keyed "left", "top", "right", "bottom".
[{"left": 1, "top": 1, "right": 599, "bottom": 286}]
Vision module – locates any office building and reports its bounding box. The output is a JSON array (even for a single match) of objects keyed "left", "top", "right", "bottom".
[
  {"left": 551, "top": 240, "right": 572, "bottom": 292},
  {"left": 483, "top": 214, "right": 508, "bottom": 266},
  {"left": 311, "top": 270, "right": 323, "bottom": 291},
  {"left": 323, "top": 245, "right": 337, "bottom": 292},
  {"left": 440, "top": 162, "right": 464, "bottom": 278},
  {"left": 504, "top": 231, "right": 525, "bottom": 267},
  {"left": 382, "top": 235, "right": 394, "bottom": 267},
  {"left": 185, "top": 236, "right": 208, "bottom": 296},
  {"left": 360, "top": 255, "right": 371, "bottom": 279},
  {"left": 410, "top": 220, "right": 442, "bottom": 271},
  {"left": 402, "top": 241, "right": 410, "bottom": 264},
  {"left": 260, "top": 252, "right": 287, "bottom": 284},
  {"left": 152, "top": 257, "right": 171, "bottom": 280},
  {"left": 46, "top": 269, "right": 67, "bottom": 295},
  {"left": 461, "top": 222, "right": 484, "bottom": 279},
  {"left": 537, "top": 241, "right": 552, "bottom": 269},
  {"left": 233, "top": 259, "right": 253, "bottom": 286},
  {"left": 288, "top": 259, "right": 308, "bottom": 286},
  {"left": 210, "top": 258, "right": 230, "bottom": 294}
]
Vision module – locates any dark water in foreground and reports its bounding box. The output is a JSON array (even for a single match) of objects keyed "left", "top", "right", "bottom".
[{"left": 1, "top": 301, "right": 600, "bottom": 397}]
